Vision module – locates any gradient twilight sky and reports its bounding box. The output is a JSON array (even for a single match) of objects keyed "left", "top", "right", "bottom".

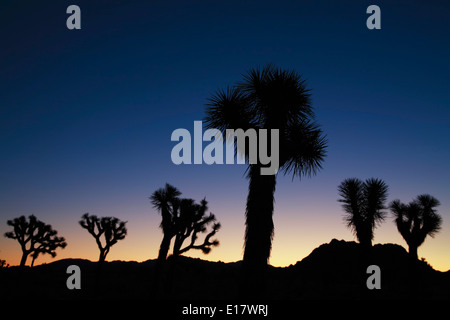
[{"left": 1, "top": 0, "right": 449, "bottom": 270}]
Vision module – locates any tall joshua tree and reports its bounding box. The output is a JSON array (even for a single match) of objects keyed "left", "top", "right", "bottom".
[
  {"left": 4, "top": 215, "right": 67, "bottom": 267},
  {"left": 204, "top": 64, "right": 327, "bottom": 268},
  {"left": 79, "top": 213, "right": 127, "bottom": 265},
  {"left": 338, "top": 178, "right": 388, "bottom": 248},
  {"left": 150, "top": 183, "right": 181, "bottom": 261},
  {"left": 390, "top": 194, "right": 442, "bottom": 260}
]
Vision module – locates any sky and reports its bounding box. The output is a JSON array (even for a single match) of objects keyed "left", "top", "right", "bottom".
[{"left": 1, "top": 0, "right": 449, "bottom": 270}]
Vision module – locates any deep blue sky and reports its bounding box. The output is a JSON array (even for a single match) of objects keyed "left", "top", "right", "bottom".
[{"left": 1, "top": 0, "right": 449, "bottom": 268}]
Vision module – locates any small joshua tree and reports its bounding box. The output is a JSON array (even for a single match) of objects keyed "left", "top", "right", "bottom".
[
  {"left": 150, "top": 184, "right": 221, "bottom": 260},
  {"left": 172, "top": 198, "right": 221, "bottom": 257},
  {"left": 4, "top": 215, "right": 67, "bottom": 267},
  {"left": 0, "top": 258, "right": 9, "bottom": 268},
  {"left": 150, "top": 183, "right": 181, "bottom": 261},
  {"left": 338, "top": 178, "right": 388, "bottom": 248},
  {"left": 390, "top": 194, "right": 442, "bottom": 260},
  {"left": 79, "top": 213, "right": 127, "bottom": 265}
]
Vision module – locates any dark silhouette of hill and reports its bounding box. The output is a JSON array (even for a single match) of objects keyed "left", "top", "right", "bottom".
[
  {"left": 280, "top": 239, "right": 448, "bottom": 299},
  {"left": 1, "top": 239, "right": 448, "bottom": 300}
]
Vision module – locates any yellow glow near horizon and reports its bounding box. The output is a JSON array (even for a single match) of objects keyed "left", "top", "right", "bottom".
[{"left": 2, "top": 210, "right": 449, "bottom": 272}]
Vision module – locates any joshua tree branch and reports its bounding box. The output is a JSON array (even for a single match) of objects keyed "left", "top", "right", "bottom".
[{"left": 178, "top": 222, "right": 221, "bottom": 255}]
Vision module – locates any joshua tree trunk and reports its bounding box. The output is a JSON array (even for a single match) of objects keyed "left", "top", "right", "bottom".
[
  {"left": 243, "top": 164, "right": 276, "bottom": 268},
  {"left": 98, "top": 248, "right": 108, "bottom": 265},
  {"left": 359, "top": 225, "right": 373, "bottom": 249},
  {"left": 158, "top": 233, "right": 172, "bottom": 261},
  {"left": 241, "top": 164, "right": 276, "bottom": 298},
  {"left": 19, "top": 251, "right": 28, "bottom": 267},
  {"left": 172, "top": 233, "right": 187, "bottom": 257},
  {"left": 31, "top": 256, "right": 36, "bottom": 267},
  {"left": 408, "top": 243, "right": 418, "bottom": 260}
]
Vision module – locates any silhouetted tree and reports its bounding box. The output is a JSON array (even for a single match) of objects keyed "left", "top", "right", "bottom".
[
  {"left": 0, "top": 259, "right": 9, "bottom": 268},
  {"left": 204, "top": 64, "right": 327, "bottom": 269},
  {"left": 172, "top": 198, "right": 220, "bottom": 256},
  {"left": 4, "top": 215, "right": 67, "bottom": 267},
  {"left": 151, "top": 184, "right": 221, "bottom": 259},
  {"left": 338, "top": 178, "right": 388, "bottom": 248},
  {"left": 390, "top": 194, "right": 442, "bottom": 260},
  {"left": 79, "top": 213, "right": 127, "bottom": 265},
  {"left": 150, "top": 183, "right": 181, "bottom": 261}
]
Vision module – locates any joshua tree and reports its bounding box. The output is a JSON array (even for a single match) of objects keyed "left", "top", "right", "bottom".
[
  {"left": 150, "top": 184, "right": 221, "bottom": 260},
  {"left": 79, "top": 213, "right": 127, "bottom": 265},
  {"left": 0, "top": 259, "right": 8, "bottom": 268},
  {"left": 171, "top": 198, "right": 220, "bottom": 257},
  {"left": 30, "top": 236, "right": 66, "bottom": 267},
  {"left": 338, "top": 178, "right": 388, "bottom": 248},
  {"left": 150, "top": 183, "right": 181, "bottom": 261},
  {"left": 390, "top": 194, "right": 442, "bottom": 260},
  {"left": 4, "top": 215, "right": 67, "bottom": 267},
  {"left": 204, "top": 64, "right": 327, "bottom": 269}
]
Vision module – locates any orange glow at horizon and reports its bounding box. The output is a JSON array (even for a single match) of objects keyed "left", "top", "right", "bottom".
[{"left": 2, "top": 207, "right": 449, "bottom": 272}]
